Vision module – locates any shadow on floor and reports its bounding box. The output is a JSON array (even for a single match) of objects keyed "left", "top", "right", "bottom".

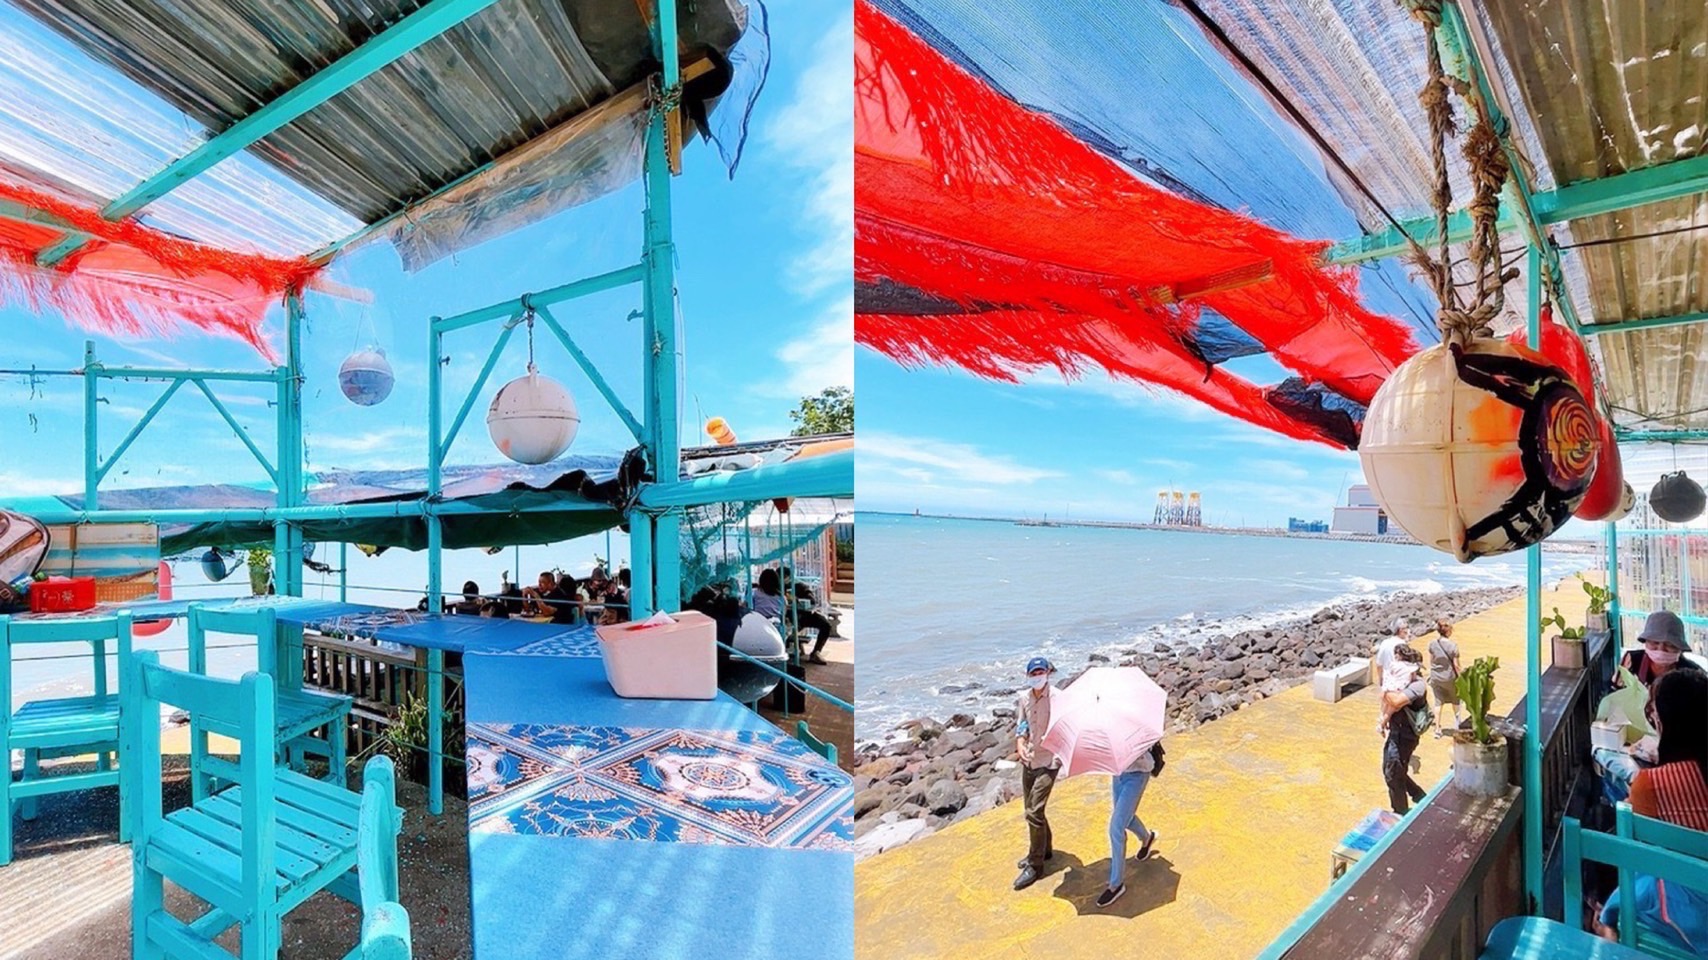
[
  {"left": 1051, "top": 853, "right": 1183, "bottom": 919},
  {"left": 3, "top": 755, "right": 473, "bottom": 960}
]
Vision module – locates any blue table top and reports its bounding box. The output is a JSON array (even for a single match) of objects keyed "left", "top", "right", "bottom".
[
  {"left": 461, "top": 651, "right": 853, "bottom": 960},
  {"left": 15, "top": 596, "right": 598, "bottom": 655}
]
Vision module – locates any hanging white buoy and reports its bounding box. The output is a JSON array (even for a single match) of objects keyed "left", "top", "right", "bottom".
[
  {"left": 338, "top": 347, "right": 394, "bottom": 406},
  {"left": 1607, "top": 482, "right": 1637, "bottom": 522},
  {"left": 733, "top": 611, "right": 786, "bottom": 658},
  {"left": 487, "top": 366, "right": 580, "bottom": 464},
  {"left": 1359, "top": 339, "right": 1597, "bottom": 562}
]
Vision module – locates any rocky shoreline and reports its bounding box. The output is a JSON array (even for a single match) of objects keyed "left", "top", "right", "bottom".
[{"left": 851, "top": 585, "right": 1524, "bottom": 859}]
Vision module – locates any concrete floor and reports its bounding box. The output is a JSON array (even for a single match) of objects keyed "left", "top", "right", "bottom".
[
  {"left": 759, "top": 605, "right": 855, "bottom": 769},
  {"left": 855, "top": 581, "right": 1580, "bottom": 959},
  {"left": 0, "top": 754, "right": 473, "bottom": 960}
]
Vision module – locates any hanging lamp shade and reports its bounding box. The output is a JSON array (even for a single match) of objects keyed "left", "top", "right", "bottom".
[
  {"left": 338, "top": 347, "right": 394, "bottom": 406},
  {"left": 1650, "top": 472, "right": 1706, "bottom": 523},
  {"left": 1360, "top": 340, "right": 1598, "bottom": 562},
  {"left": 487, "top": 368, "right": 580, "bottom": 464},
  {"left": 200, "top": 548, "right": 233, "bottom": 582}
]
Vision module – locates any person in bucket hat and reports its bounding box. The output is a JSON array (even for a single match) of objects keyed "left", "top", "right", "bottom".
[
  {"left": 1619, "top": 610, "right": 1700, "bottom": 693},
  {"left": 1014, "top": 656, "right": 1061, "bottom": 890}
]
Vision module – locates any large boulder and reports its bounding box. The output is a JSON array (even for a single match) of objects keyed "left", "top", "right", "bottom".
[
  {"left": 855, "top": 819, "right": 933, "bottom": 859},
  {"left": 925, "top": 779, "right": 969, "bottom": 815}
]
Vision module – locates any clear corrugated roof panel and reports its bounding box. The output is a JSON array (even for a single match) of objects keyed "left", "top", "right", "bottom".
[{"left": 0, "top": 0, "right": 360, "bottom": 255}]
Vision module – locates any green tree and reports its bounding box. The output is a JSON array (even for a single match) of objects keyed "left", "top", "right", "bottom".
[{"left": 789, "top": 386, "right": 853, "bottom": 437}]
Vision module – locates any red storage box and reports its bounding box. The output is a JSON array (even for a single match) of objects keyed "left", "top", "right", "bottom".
[{"left": 30, "top": 576, "right": 97, "bottom": 613}]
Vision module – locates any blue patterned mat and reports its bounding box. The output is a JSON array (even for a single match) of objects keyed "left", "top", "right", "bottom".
[{"left": 468, "top": 723, "right": 852, "bottom": 851}]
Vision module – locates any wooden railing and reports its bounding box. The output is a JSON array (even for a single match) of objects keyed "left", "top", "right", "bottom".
[
  {"left": 1274, "top": 631, "right": 1615, "bottom": 958},
  {"left": 300, "top": 630, "right": 466, "bottom": 770}
]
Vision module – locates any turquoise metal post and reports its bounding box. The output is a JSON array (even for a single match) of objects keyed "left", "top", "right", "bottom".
[
  {"left": 1607, "top": 521, "right": 1620, "bottom": 645},
  {"left": 640, "top": 0, "right": 683, "bottom": 613},
  {"left": 1523, "top": 243, "right": 1544, "bottom": 912},
  {"left": 631, "top": 513, "right": 654, "bottom": 617},
  {"left": 340, "top": 542, "right": 349, "bottom": 603},
  {"left": 82, "top": 341, "right": 98, "bottom": 509},
  {"left": 278, "top": 290, "right": 308, "bottom": 598},
  {"left": 425, "top": 317, "right": 446, "bottom": 815}
]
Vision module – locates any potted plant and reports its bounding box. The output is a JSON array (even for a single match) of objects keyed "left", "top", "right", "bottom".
[
  {"left": 1578, "top": 574, "right": 1613, "bottom": 634},
  {"left": 1451, "top": 655, "right": 1509, "bottom": 796},
  {"left": 246, "top": 547, "right": 273, "bottom": 596},
  {"left": 1541, "top": 607, "right": 1586, "bottom": 669},
  {"left": 380, "top": 691, "right": 467, "bottom": 799}
]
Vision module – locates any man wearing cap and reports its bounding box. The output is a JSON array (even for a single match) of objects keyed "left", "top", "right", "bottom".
[{"left": 1014, "top": 656, "right": 1062, "bottom": 891}]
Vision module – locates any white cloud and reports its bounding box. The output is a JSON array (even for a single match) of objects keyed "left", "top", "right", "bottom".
[
  {"left": 860, "top": 432, "right": 1062, "bottom": 486},
  {"left": 768, "top": 293, "right": 853, "bottom": 397},
  {"left": 1094, "top": 469, "right": 1140, "bottom": 486},
  {"left": 762, "top": 14, "right": 853, "bottom": 297},
  {"left": 0, "top": 469, "right": 76, "bottom": 497}
]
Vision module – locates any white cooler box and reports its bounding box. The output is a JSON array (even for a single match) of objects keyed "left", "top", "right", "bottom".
[{"left": 596, "top": 609, "right": 718, "bottom": 700}]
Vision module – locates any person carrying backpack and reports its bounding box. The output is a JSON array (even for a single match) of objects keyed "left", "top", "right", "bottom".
[
  {"left": 1096, "top": 739, "right": 1165, "bottom": 908},
  {"left": 1378, "top": 644, "right": 1432, "bottom": 814}
]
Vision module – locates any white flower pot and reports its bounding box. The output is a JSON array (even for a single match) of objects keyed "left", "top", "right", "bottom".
[
  {"left": 1452, "top": 736, "right": 1509, "bottom": 797},
  {"left": 1552, "top": 635, "right": 1585, "bottom": 670}
]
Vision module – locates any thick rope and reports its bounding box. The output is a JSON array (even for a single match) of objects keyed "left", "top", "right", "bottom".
[{"left": 1406, "top": 0, "right": 1512, "bottom": 347}]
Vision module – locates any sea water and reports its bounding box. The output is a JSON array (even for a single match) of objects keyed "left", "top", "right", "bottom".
[{"left": 855, "top": 512, "right": 1589, "bottom": 741}]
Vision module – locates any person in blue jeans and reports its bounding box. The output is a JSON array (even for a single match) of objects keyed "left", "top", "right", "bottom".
[{"left": 1097, "top": 742, "right": 1162, "bottom": 907}]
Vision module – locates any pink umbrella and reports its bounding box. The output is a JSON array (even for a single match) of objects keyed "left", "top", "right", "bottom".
[{"left": 1038, "top": 667, "right": 1168, "bottom": 778}]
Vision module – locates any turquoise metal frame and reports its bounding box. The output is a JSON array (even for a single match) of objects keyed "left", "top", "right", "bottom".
[{"left": 10, "top": 0, "right": 856, "bottom": 824}]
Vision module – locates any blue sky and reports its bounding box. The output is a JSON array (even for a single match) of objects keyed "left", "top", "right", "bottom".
[{"left": 0, "top": 0, "right": 851, "bottom": 543}]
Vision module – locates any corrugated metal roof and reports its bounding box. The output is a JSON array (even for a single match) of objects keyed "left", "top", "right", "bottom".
[
  {"left": 11, "top": 0, "right": 745, "bottom": 225},
  {"left": 1481, "top": 0, "right": 1708, "bottom": 432}
]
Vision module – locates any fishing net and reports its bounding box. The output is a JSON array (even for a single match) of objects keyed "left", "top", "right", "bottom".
[{"left": 676, "top": 497, "right": 848, "bottom": 608}]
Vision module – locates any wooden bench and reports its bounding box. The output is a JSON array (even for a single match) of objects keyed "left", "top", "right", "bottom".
[
  {"left": 1313, "top": 657, "right": 1370, "bottom": 703},
  {"left": 1480, "top": 806, "right": 1708, "bottom": 960},
  {"left": 1330, "top": 808, "right": 1400, "bottom": 879}
]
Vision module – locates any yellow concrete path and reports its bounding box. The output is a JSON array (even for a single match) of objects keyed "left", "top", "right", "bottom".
[{"left": 856, "top": 581, "right": 1584, "bottom": 959}]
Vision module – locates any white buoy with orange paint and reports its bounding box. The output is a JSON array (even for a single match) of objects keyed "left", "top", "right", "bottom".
[{"left": 706, "top": 416, "right": 737, "bottom": 446}]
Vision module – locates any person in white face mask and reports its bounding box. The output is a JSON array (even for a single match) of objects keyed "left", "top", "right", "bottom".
[
  {"left": 1617, "top": 610, "right": 1700, "bottom": 698},
  {"left": 1013, "top": 656, "right": 1061, "bottom": 891}
]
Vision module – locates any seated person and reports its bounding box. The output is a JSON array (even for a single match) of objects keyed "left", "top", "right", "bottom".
[
  {"left": 545, "top": 573, "right": 585, "bottom": 625},
  {"left": 1595, "top": 668, "right": 1708, "bottom": 953},
  {"left": 781, "top": 566, "right": 838, "bottom": 666},
  {"left": 1600, "top": 611, "right": 1702, "bottom": 801},
  {"left": 451, "top": 580, "right": 484, "bottom": 616},
  {"left": 585, "top": 566, "right": 611, "bottom": 602},
  {"left": 479, "top": 599, "right": 510, "bottom": 619},
  {"left": 752, "top": 568, "right": 786, "bottom": 620},
  {"left": 520, "top": 571, "right": 558, "bottom": 617},
  {"left": 498, "top": 573, "right": 526, "bottom": 616},
  {"left": 606, "top": 568, "right": 631, "bottom": 622}
]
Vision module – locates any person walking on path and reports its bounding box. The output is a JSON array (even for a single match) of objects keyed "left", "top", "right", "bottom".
[
  {"left": 1097, "top": 741, "right": 1164, "bottom": 908},
  {"left": 1379, "top": 644, "right": 1431, "bottom": 814},
  {"left": 1014, "top": 656, "right": 1061, "bottom": 891},
  {"left": 1375, "top": 617, "right": 1410, "bottom": 684},
  {"left": 1428, "top": 619, "right": 1464, "bottom": 736}
]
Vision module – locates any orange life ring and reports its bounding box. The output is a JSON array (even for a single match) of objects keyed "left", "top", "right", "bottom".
[{"left": 133, "top": 561, "right": 172, "bottom": 637}]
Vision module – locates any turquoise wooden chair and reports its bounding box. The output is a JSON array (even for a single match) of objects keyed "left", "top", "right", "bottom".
[
  {"left": 187, "top": 603, "right": 351, "bottom": 798},
  {"left": 122, "top": 650, "right": 409, "bottom": 960},
  {"left": 0, "top": 611, "right": 133, "bottom": 865},
  {"left": 796, "top": 720, "right": 837, "bottom": 765},
  {"left": 1481, "top": 806, "right": 1708, "bottom": 960}
]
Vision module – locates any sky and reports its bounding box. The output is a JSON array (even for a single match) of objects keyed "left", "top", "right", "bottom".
[{"left": 0, "top": 0, "right": 852, "bottom": 575}]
